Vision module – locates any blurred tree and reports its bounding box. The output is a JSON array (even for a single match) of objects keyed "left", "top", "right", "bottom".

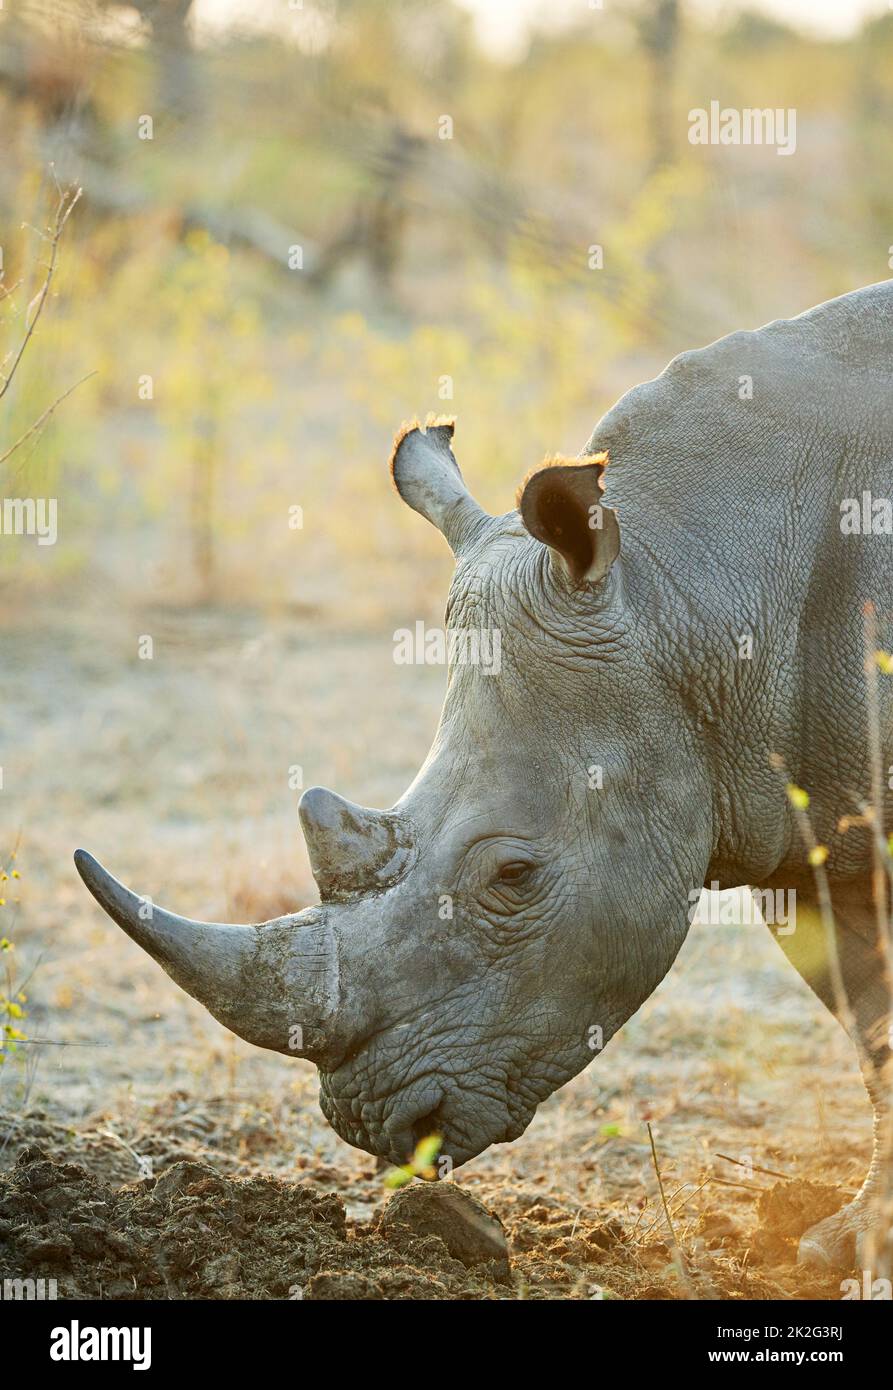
[
  {"left": 636, "top": 0, "right": 679, "bottom": 176},
  {"left": 308, "top": 117, "right": 426, "bottom": 296},
  {"left": 0, "top": 10, "right": 97, "bottom": 142},
  {"left": 720, "top": 9, "right": 797, "bottom": 51},
  {"left": 852, "top": 13, "right": 893, "bottom": 252},
  {"left": 102, "top": 0, "right": 199, "bottom": 121}
]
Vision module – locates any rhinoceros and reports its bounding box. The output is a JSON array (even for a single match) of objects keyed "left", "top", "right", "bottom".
[{"left": 76, "top": 280, "right": 893, "bottom": 1269}]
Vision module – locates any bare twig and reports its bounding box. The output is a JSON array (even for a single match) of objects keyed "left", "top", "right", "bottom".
[
  {"left": 715, "top": 1151, "right": 791, "bottom": 1181},
  {"left": 97, "top": 1127, "right": 153, "bottom": 1179},
  {"left": 861, "top": 602, "right": 893, "bottom": 1282},
  {"left": 635, "top": 1175, "right": 713, "bottom": 1242},
  {"left": 768, "top": 752, "right": 859, "bottom": 1047},
  {"left": 710, "top": 1177, "right": 767, "bottom": 1192},
  {"left": 0, "top": 370, "right": 97, "bottom": 467},
  {"left": 646, "top": 1121, "right": 696, "bottom": 1296},
  {"left": 0, "top": 182, "right": 82, "bottom": 405},
  {"left": 0, "top": 280, "right": 23, "bottom": 306}
]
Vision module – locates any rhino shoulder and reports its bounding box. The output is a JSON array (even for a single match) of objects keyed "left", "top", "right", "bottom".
[{"left": 582, "top": 281, "right": 893, "bottom": 473}]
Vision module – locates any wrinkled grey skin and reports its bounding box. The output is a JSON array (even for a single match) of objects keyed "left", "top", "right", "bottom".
[{"left": 76, "top": 281, "right": 893, "bottom": 1268}]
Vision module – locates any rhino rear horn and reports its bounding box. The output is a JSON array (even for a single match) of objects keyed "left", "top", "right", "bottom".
[
  {"left": 389, "top": 416, "right": 490, "bottom": 556},
  {"left": 518, "top": 452, "right": 620, "bottom": 586},
  {"left": 299, "top": 788, "right": 413, "bottom": 901}
]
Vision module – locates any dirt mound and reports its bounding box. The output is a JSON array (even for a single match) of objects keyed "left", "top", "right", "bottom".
[
  {"left": 378, "top": 1181, "right": 511, "bottom": 1279},
  {"left": 751, "top": 1180, "right": 847, "bottom": 1266},
  {"left": 0, "top": 1147, "right": 513, "bottom": 1300},
  {"left": 0, "top": 1141, "right": 854, "bottom": 1301}
]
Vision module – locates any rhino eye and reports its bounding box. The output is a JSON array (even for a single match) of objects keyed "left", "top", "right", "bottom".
[{"left": 495, "top": 861, "right": 533, "bottom": 886}]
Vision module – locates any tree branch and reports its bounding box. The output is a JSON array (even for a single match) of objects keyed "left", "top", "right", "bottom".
[
  {"left": 0, "top": 182, "right": 82, "bottom": 405},
  {"left": 0, "top": 371, "right": 97, "bottom": 468}
]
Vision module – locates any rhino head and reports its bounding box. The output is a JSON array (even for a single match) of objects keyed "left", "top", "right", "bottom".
[{"left": 76, "top": 418, "right": 714, "bottom": 1167}]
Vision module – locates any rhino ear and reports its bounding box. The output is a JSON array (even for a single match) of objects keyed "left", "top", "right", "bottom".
[
  {"left": 389, "top": 416, "right": 490, "bottom": 557},
  {"left": 518, "top": 452, "right": 619, "bottom": 586}
]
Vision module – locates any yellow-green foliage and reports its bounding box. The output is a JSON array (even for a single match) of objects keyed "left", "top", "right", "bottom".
[
  {"left": 384, "top": 1133, "right": 443, "bottom": 1188},
  {"left": 0, "top": 849, "right": 26, "bottom": 1064},
  {"left": 2, "top": 2, "right": 893, "bottom": 613},
  {"left": 2, "top": 205, "right": 629, "bottom": 610}
]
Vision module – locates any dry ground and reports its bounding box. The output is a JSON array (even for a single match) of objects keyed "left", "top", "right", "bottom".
[{"left": 0, "top": 597, "right": 871, "bottom": 1299}]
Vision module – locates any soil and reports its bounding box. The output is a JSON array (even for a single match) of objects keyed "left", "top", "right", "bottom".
[{"left": 0, "top": 1135, "right": 850, "bottom": 1301}]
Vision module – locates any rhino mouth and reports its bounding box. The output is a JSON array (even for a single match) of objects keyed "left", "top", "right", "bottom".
[
  {"left": 318, "top": 1054, "right": 536, "bottom": 1168},
  {"left": 318, "top": 1077, "right": 445, "bottom": 1165},
  {"left": 319, "top": 1097, "right": 524, "bottom": 1169}
]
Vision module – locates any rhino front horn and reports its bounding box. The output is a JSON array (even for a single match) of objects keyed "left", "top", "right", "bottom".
[
  {"left": 299, "top": 787, "right": 413, "bottom": 900},
  {"left": 73, "top": 849, "right": 339, "bottom": 1063}
]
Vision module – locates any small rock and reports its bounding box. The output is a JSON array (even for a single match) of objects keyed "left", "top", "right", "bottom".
[
  {"left": 378, "top": 1182, "right": 510, "bottom": 1277},
  {"left": 152, "top": 1161, "right": 227, "bottom": 1204}
]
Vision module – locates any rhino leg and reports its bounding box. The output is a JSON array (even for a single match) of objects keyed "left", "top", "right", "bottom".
[
  {"left": 763, "top": 875, "right": 892, "bottom": 1270},
  {"left": 797, "top": 1075, "right": 889, "bottom": 1272}
]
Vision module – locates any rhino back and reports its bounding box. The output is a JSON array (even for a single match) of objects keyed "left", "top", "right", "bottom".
[
  {"left": 584, "top": 281, "right": 892, "bottom": 587},
  {"left": 583, "top": 282, "right": 893, "bottom": 878}
]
